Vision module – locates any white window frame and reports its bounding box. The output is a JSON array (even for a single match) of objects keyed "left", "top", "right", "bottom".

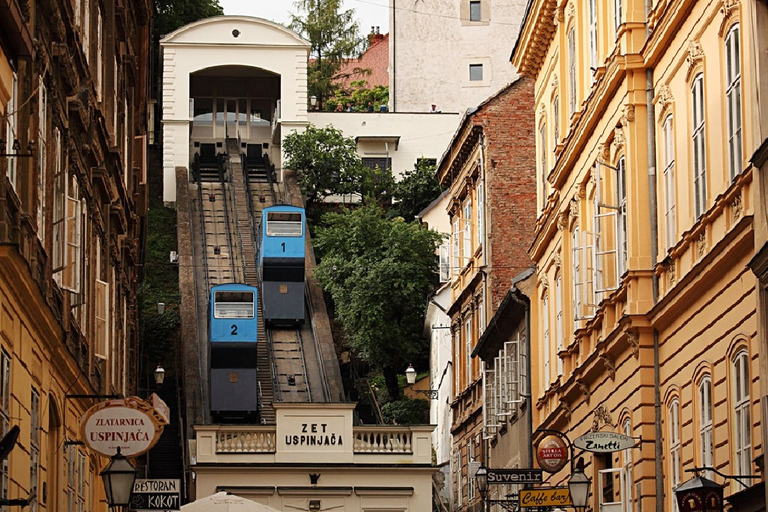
[
  {"left": 38, "top": 78, "right": 48, "bottom": 241},
  {"left": 542, "top": 294, "right": 550, "bottom": 388},
  {"left": 691, "top": 73, "right": 707, "bottom": 219},
  {"left": 662, "top": 115, "right": 676, "bottom": 251},
  {"left": 588, "top": 0, "right": 598, "bottom": 78},
  {"left": 617, "top": 157, "right": 628, "bottom": 276},
  {"left": 699, "top": 376, "right": 713, "bottom": 479},
  {"left": 573, "top": 227, "right": 583, "bottom": 324},
  {"left": 623, "top": 419, "right": 633, "bottom": 511},
  {"left": 540, "top": 122, "right": 548, "bottom": 207},
  {"left": 599, "top": 467, "right": 627, "bottom": 511},
  {"left": 452, "top": 218, "right": 460, "bottom": 276},
  {"left": 669, "top": 398, "right": 681, "bottom": 510},
  {"left": 733, "top": 350, "right": 751, "bottom": 488},
  {"left": 478, "top": 294, "right": 486, "bottom": 336},
  {"left": 0, "top": 350, "right": 10, "bottom": 508},
  {"left": 614, "top": 0, "right": 622, "bottom": 36},
  {"left": 6, "top": 72, "right": 19, "bottom": 189},
  {"left": 95, "top": 279, "right": 109, "bottom": 359},
  {"left": 465, "top": 314, "right": 473, "bottom": 383},
  {"left": 568, "top": 27, "right": 577, "bottom": 116},
  {"left": 725, "top": 24, "right": 742, "bottom": 181},
  {"left": 555, "top": 274, "right": 564, "bottom": 377},
  {"left": 463, "top": 200, "right": 472, "bottom": 261},
  {"left": 439, "top": 242, "right": 450, "bottom": 283},
  {"left": 30, "top": 388, "right": 40, "bottom": 512},
  {"left": 553, "top": 95, "right": 560, "bottom": 145}
]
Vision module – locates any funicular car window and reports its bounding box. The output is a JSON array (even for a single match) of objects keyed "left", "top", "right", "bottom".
[
  {"left": 267, "top": 212, "right": 303, "bottom": 237},
  {"left": 214, "top": 291, "right": 254, "bottom": 318}
]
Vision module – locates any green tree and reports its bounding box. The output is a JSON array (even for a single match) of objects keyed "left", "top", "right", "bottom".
[
  {"left": 155, "top": 0, "right": 224, "bottom": 37},
  {"left": 390, "top": 158, "right": 444, "bottom": 220},
  {"left": 313, "top": 204, "right": 444, "bottom": 400},
  {"left": 290, "top": 0, "right": 366, "bottom": 109},
  {"left": 327, "top": 81, "right": 389, "bottom": 113},
  {"left": 283, "top": 125, "right": 394, "bottom": 205}
]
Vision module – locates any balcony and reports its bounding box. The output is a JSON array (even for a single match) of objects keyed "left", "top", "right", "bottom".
[{"left": 193, "top": 423, "right": 435, "bottom": 466}]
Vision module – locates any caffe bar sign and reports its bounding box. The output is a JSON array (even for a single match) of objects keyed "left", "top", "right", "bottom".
[
  {"left": 80, "top": 397, "right": 165, "bottom": 457},
  {"left": 573, "top": 432, "right": 635, "bottom": 453}
]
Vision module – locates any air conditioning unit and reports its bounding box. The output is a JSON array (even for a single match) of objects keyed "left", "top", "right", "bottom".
[{"left": 170, "top": 251, "right": 179, "bottom": 263}]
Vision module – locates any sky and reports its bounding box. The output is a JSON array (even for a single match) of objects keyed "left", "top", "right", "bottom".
[{"left": 217, "top": 0, "right": 390, "bottom": 34}]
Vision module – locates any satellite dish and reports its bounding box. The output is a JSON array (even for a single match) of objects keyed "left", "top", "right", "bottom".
[{"left": 0, "top": 426, "right": 20, "bottom": 462}]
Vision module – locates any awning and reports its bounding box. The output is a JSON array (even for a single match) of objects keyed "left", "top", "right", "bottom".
[{"left": 181, "top": 492, "right": 281, "bottom": 512}]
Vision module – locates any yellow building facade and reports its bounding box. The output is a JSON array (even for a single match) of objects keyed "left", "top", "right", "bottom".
[
  {"left": 0, "top": 0, "right": 150, "bottom": 511},
  {"left": 513, "top": 0, "right": 764, "bottom": 509}
]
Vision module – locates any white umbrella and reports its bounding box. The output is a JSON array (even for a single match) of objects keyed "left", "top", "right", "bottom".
[{"left": 181, "top": 492, "right": 281, "bottom": 512}]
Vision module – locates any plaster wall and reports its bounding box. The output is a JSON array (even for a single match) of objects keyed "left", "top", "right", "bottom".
[{"left": 390, "top": 0, "right": 527, "bottom": 113}]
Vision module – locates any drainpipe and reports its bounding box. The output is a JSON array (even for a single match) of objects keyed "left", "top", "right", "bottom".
[
  {"left": 646, "top": 66, "right": 664, "bottom": 512},
  {"left": 390, "top": 0, "right": 396, "bottom": 112}
]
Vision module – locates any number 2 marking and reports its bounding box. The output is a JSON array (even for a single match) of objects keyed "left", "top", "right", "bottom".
[{"left": 231, "top": 324, "right": 238, "bottom": 335}]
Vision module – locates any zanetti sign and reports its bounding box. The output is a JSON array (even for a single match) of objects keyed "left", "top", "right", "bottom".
[
  {"left": 79, "top": 397, "right": 164, "bottom": 457},
  {"left": 573, "top": 431, "right": 635, "bottom": 453}
]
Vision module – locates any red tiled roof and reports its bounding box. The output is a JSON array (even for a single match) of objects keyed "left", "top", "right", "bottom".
[{"left": 335, "top": 33, "right": 389, "bottom": 90}]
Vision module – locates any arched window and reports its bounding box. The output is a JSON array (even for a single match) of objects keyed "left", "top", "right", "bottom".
[
  {"left": 555, "top": 273, "right": 564, "bottom": 377},
  {"left": 668, "top": 398, "right": 681, "bottom": 507},
  {"left": 733, "top": 350, "right": 751, "bottom": 487},
  {"left": 540, "top": 120, "right": 548, "bottom": 206},
  {"left": 568, "top": 27, "right": 577, "bottom": 115},
  {"left": 622, "top": 418, "right": 633, "bottom": 508},
  {"left": 698, "top": 376, "right": 714, "bottom": 477},
  {"left": 542, "top": 293, "right": 550, "bottom": 387},
  {"left": 573, "top": 227, "right": 583, "bottom": 326}
]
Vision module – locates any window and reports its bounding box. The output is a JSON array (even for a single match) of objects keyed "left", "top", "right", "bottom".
[
  {"left": 692, "top": 73, "right": 707, "bottom": 218},
  {"left": 467, "top": 440, "right": 476, "bottom": 500},
  {"left": 469, "top": 0, "right": 481, "bottom": 21},
  {"left": 452, "top": 218, "right": 460, "bottom": 275},
  {"left": 439, "top": 242, "right": 450, "bottom": 282},
  {"left": 95, "top": 280, "right": 109, "bottom": 358},
  {"left": 463, "top": 200, "right": 472, "bottom": 261},
  {"left": 699, "top": 377, "right": 713, "bottom": 479},
  {"left": 6, "top": 72, "right": 18, "bottom": 189},
  {"left": 453, "top": 329, "right": 461, "bottom": 395},
  {"left": 465, "top": 315, "right": 473, "bottom": 383},
  {"left": 361, "top": 157, "right": 392, "bottom": 171},
  {"left": 456, "top": 449, "right": 463, "bottom": 504},
  {"left": 588, "top": 0, "right": 598, "bottom": 77},
  {"left": 54, "top": 173, "right": 83, "bottom": 292},
  {"left": 553, "top": 96, "right": 560, "bottom": 144},
  {"left": 483, "top": 333, "right": 526, "bottom": 439},
  {"left": 614, "top": 0, "right": 622, "bottom": 35},
  {"left": 540, "top": 121, "right": 548, "bottom": 205},
  {"left": 38, "top": 79, "right": 48, "bottom": 241},
  {"left": 477, "top": 180, "right": 485, "bottom": 250},
  {"left": 662, "top": 115, "right": 676, "bottom": 250},
  {"left": 733, "top": 350, "right": 751, "bottom": 488},
  {"left": 568, "top": 27, "right": 577, "bottom": 116},
  {"left": 0, "top": 350, "right": 10, "bottom": 507},
  {"left": 573, "top": 227, "right": 583, "bottom": 324},
  {"left": 669, "top": 399, "right": 681, "bottom": 508},
  {"left": 477, "top": 295, "right": 486, "bottom": 336},
  {"left": 623, "top": 419, "right": 633, "bottom": 509},
  {"left": 469, "top": 64, "right": 483, "bottom": 82},
  {"left": 542, "top": 294, "right": 550, "bottom": 387},
  {"left": 725, "top": 24, "right": 742, "bottom": 180},
  {"left": 30, "top": 389, "right": 40, "bottom": 512},
  {"left": 617, "top": 157, "right": 627, "bottom": 275},
  {"left": 555, "top": 274, "right": 564, "bottom": 377}
]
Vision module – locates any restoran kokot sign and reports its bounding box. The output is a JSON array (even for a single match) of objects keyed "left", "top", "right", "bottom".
[{"left": 80, "top": 397, "right": 165, "bottom": 457}]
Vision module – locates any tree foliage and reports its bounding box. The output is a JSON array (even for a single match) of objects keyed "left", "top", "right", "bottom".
[
  {"left": 290, "top": 0, "right": 366, "bottom": 109},
  {"left": 390, "top": 158, "right": 443, "bottom": 220},
  {"left": 326, "top": 81, "right": 389, "bottom": 113},
  {"left": 381, "top": 399, "right": 430, "bottom": 425},
  {"left": 283, "top": 125, "right": 393, "bottom": 205},
  {"left": 313, "top": 204, "right": 445, "bottom": 399},
  {"left": 154, "top": 0, "right": 224, "bottom": 37}
]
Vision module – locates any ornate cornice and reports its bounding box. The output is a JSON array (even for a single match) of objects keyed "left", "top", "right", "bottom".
[
  {"left": 686, "top": 41, "right": 705, "bottom": 82},
  {"left": 600, "top": 354, "right": 616, "bottom": 379},
  {"left": 514, "top": 0, "right": 559, "bottom": 76},
  {"left": 591, "top": 404, "right": 615, "bottom": 432}
]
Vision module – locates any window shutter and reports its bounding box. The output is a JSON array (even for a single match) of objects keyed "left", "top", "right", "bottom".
[{"left": 95, "top": 280, "right": 109, "bottom": 359}]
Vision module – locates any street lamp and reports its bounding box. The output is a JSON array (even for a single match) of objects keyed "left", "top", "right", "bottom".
[
  {"left": 568, "top": 457, "right": 591, "bottom": 511},
  {"left": 475, "top": 466, "right": 489, "bottom": 512},
  {"left": 100, "top": 447, "right": 137, "bottom": 511},
  {"left": 404, "top": 364, "right": 438, "bottom": 398},
  {"left": 310, "top": 96, "right": 317, "bottom": 109},
  {"left": 154, "top": 365, "right": 166, "bottom": 386}
]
